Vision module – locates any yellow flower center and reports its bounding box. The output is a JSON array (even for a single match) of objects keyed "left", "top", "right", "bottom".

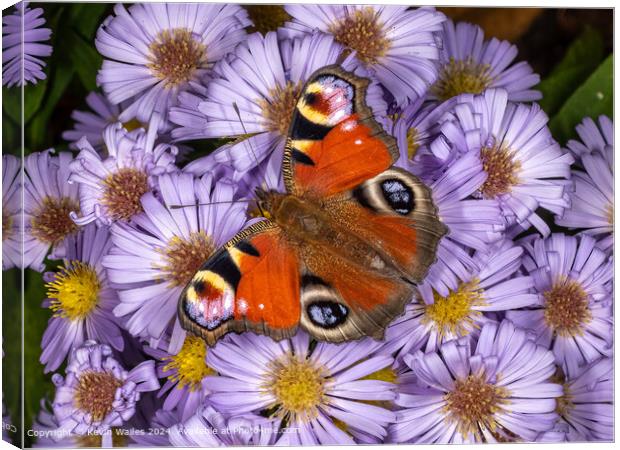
[
  {"left": 164, "top": 335, "right": 214, "bottom": 391},
  {"left": 122, "top": 118, "right": 143, "bottom": 132},
  {"left": 329, "top": 7, "right": 390, "bottom": 65},
  {"left": 74, "top": 371, "right": 122, "bottom": 421},
  {"left": 479, "top": 145, "right": 521, "bottom": 198},
  {"left": 159, "top": 231, "right": 215, "bottom": 287},
  {"left": 31, "top": 196, "right": 79, "bottom": 244},
  {"left": 432, "top": 58, "right": 494, "bottom": 101},
  {"left": 101, "top": 167, "right": 149, "bottom": 222},
  {"left": 149, "top": 28, "right": 207, "bottom": 87},
  {"left": 245, "top": 5, "right": 291, "bottom": 34},
  {"left": 258, "top": 81, "right": 302, "bottom": 136},
  {"left": 269, "top": 356, "right": 326, "bottom": 421},
  {"left": 46, "top": 261, "right": 101, "bottom": 320},
  {"left": 606, "top": 203, "right": 613, "bottom": 227},
  {"left": 424, "top": 279, "right": 485, "bottom": 338},
  {"left": 363, "top": 366, "right": 398, "bottom": 383},
  {"left": 444, "top": 374, "right": 509, "bottom": 440},
  {"left": 543, "top": 278, "right": 592, "bottom": 337}
]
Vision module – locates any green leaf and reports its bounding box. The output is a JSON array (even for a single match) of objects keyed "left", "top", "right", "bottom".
[
  {"left": 23, "top": 270, "right": 55, "bottom": 446},
  {"left": 549, "top": 54, "right": 613, "bottom": 144},
  {"left": 68, "top": 30, "right": 103, "bottom": 91},
  {"left": 1, "top": 87, "right": 21, "bottom": 125},
  {"left": 67, "top": 3, "right": 110, "bottom": 39},
  {"left": 538, "top": 27, "right": 604, "bottom": 116},
  {"left": 2, "top": 269, "right": 22, "bottom": 446},
  {"left": 2, "top": 78, "right": 48, "bottom": 125},
  {"left": 26, "top": 60, "right": 76, "bottom": 150}
]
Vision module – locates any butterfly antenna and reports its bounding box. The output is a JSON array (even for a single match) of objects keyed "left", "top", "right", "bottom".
[
  {"left": 232, "top": 102, "right": 270, "bottom": 192},
  {"left": 169, "top": 199, "right": 251, "bottom": 210}
]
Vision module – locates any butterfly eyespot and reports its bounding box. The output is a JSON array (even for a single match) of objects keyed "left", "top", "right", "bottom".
[
  {"left": 305, "top": 92, "right": 318, "bottom": 105},
  {"left": 380, "top": 178, "right": 415, "bottom": 215},
  {"left": 307, "top": 301, "right": 349, "bottom": 329},
  {"left": 193, "top": 280, "right": 206, "bottom": 294}
]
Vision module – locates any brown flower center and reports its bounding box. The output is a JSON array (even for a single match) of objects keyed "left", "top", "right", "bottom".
[
  {"left": 606, "top": 203, "right": 613, "bottom": 226},
  {"left": 149, "top": 28, "right": 206, "bottom": 87},
  {"left": 445, "top": 374, "right": 509, "bottom": 439},
  {"left": 2, "top": 209, "right": 13, "bottom": 241},
  {"left": 102, "top": 168, "right": 149, "bottom": 222},
  {"left": 550, "top": 367, "right": 572, "bottom": 417},
  {"left": 246, "top": 5, "right": 291, "bottom": 34},
  {"left": 258, "top": 81, "right": 302, "bottom": 136},
  {"left": 329, "top": 7, "right": 390, "bottom": 65},
  {"left": 74, "top": 371, "right": 122, "bottom": 422},
  {"left": 406, "top": 127, "right": 421, "bottom": 160},
  {"left": 543, "top": 278, "right": 592, "bottom": 337},
  {"left": 160, "top": 231, "right": 215, "bottom": 287},
  {"left": 31, "top": 197, "right": 79, "bottom": 244},
  {"left": 479, "top": 145, "right": 521, "bottom": 198},
  {"left": 432, "top": 58, "right": 494, "bottom": 101}
]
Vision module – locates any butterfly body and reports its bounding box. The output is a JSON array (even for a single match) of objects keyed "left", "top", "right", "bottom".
[
  {"left": 179, "top": 66, "right": 446, "bottom": 346},
  {"left": 256, "top": 188, "right": 399, "bottom": 280}
]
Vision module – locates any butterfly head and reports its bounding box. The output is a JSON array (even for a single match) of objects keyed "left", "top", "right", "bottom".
[{"left": 252, "top": 188, "right": 283, "bottom": 221}]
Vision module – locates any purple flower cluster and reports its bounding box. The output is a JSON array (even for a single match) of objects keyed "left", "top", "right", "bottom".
[{"left": 2, "top": 3, "right": 613, "bottom": 446}]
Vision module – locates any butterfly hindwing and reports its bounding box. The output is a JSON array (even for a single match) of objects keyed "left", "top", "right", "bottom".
[
  {"left": 179, "top": 221, "right": 301, "bottom": 345},
  {"left": 348, "top": 167, "right": 447, "bottom": 282},
  {"left": 298, "top": 252, "right": 417, "bottom": 342}
]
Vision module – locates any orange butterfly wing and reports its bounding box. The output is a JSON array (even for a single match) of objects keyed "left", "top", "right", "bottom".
[
  {"left": 178, "top": 221, "right": 301, "bottom": 345},
  {"left": 283, "top": 66, "right": 398, "bottom": 197}
]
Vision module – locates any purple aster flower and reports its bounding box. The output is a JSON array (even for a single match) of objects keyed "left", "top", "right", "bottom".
[
  {"left": 68, "top": 123, "right": 178, "bottom": 226},
  {"left": 170, "top": 31, "right": 386, "bottom": 179},
  {"left": 23, "top": 150, "right": 80, "bottom": 271},
  {"left": 549, "top": 357, "right": 613, "bottom": 442},
  {"left": 40, "top": 224, "right": 123, "bottom": 372},
  {"left": 566, "top": 115, "right": 613, "bottom": 161},
  {"left": 2, "top": 154, "right": 22, "bottom": 270},
  {"left": 62, "top": 92, "right": 135, "bottom": 151},
  {"left": 168, "top": 405, "right": 280, "bottom": 446},
  {"left": 204, "top": 331, "right": 397, "bottom": 444},
  {"left": 414, "top": 151, "right": 505, "bottom": 302},
  {"left": 2, "top": 1, "right": 52, "bottom": 87},
  {"left": 102, "top": 172, "right": 248, "bottom": 343},
  {"left": 434, "top": 89, "right": 573, "bottom": 235},
  {"left": 280, "top": 5, "right": 445, "bottom": 106},
  {"left": 32, "top": 399, "right": 140, "bottom": 447},
  {"left": 384, "top": 239, "right": 537, "bottom": 358},
  {"left": 392, "top": 320, "right": 562, "bottom": 443},
  {"left": 431, "top": 20, "right": 541, "bottom": 102},
  {"left": 95, "top": 3, "right": 250, "bottom": 129},
  {"left": 386, "top": 96, "right": 457, "bottom": 170},
  {"left": 556, "top": 117, "right": 613, "bottom": 251},
  {"left": 143, "top": 334, "right": 215, "bottom": 422},
  {"left": 506, "top": 234, "right": 613, "bottom": 377},
  {"left": 50, "top": 341, "right": 159, "bottom": 438}
]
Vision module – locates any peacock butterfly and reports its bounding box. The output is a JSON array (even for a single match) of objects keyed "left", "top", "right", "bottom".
[{"left": 178, "top": 66, "right": 446, "bottom": 345}]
